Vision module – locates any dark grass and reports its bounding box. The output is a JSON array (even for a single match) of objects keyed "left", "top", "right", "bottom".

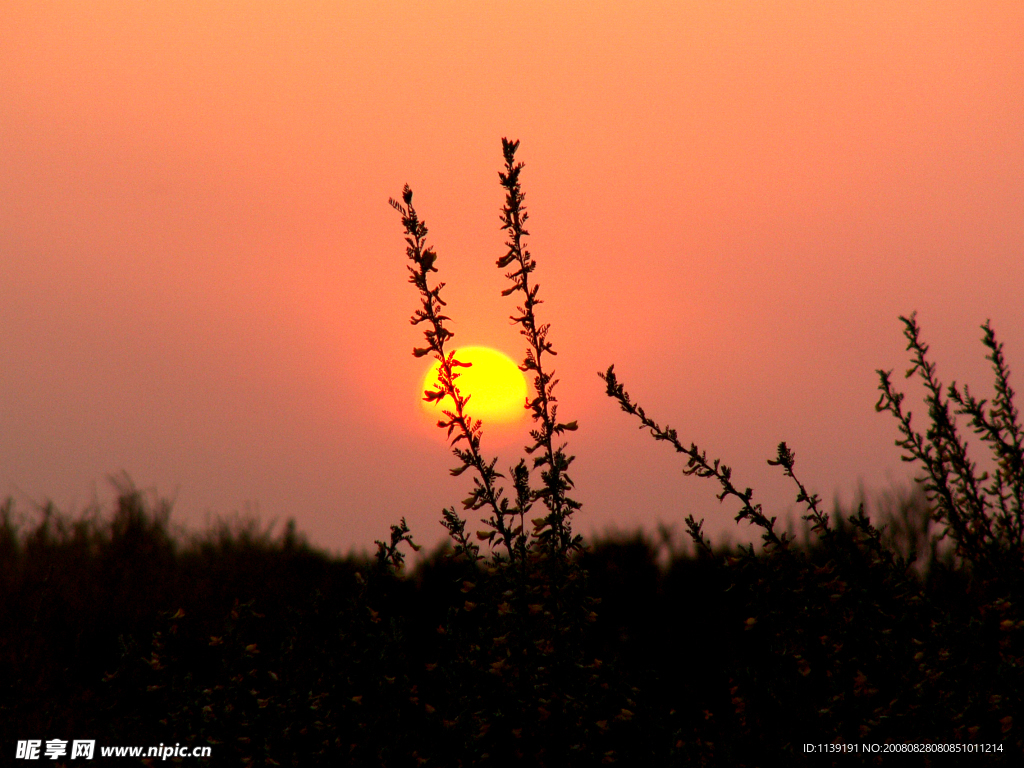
[{"left": 1, "top": 486, "right": 1019, "bottom": 765}]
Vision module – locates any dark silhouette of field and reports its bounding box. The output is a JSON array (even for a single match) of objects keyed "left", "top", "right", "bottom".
[{"left": 2, "top": 481, "right": 1018, "bottom": 765}]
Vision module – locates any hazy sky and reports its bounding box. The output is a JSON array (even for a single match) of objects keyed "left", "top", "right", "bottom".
[{"left": 3, "top": 1, "right": 1022, "bottom": 555}]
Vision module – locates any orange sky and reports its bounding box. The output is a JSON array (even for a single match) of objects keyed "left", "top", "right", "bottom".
[{"left": 2, "top": 1, "right": 1022, "bottom": 554}]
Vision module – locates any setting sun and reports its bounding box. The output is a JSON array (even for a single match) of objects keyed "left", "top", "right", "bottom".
[{"left": 421, "top": 346, "right": 528, "bottom": 425}]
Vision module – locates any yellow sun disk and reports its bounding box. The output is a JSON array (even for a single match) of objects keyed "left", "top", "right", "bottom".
[{"left": 421, "top": 346, "right": 528, "bottom": 425}]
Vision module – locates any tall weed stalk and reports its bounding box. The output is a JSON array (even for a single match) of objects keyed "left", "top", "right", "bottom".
[{"left": 386, "top": 140, "right": 614, "bottom": 764}]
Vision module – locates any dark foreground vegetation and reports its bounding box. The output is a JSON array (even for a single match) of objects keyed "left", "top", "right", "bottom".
[
  {"left": 1, "top": 483, "right": 1019, "bottom": 766},
  {"left": 4, "top": 141, "right": 1020, "bottom": 765}
]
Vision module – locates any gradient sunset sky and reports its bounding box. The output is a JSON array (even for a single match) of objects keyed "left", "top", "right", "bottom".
[{"left": 3, "top": 1, "right": 1022, "bottom": 554}]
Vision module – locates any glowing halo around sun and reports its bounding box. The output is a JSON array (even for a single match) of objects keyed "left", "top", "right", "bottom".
[{"left": 421, "top": 346, "right": 528, "bottom": 426}]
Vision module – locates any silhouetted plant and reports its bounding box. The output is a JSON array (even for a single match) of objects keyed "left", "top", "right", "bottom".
[
  {"left": 600, "top": 315, "right": 1022, "bottom": 758},
  {"left": 600, "top": 365, "right": 823, "bottom": 557},
  {"left": 877, "top": 313, "right": 1024, "bottom": 573},
  {"left": 388, "top": 140, "right": 582, "bottom": 570},
  {"left": 497, "top": 138, "right": 581, "bottom": 557},
  {"left": 387, "top": 140, "right": 615, "bottom": 765},
  {"left": 389, "top": 183, "right": 516, "bottom": 563},
  {"left": 374, "top": 516, "right": 420, "bottom": 571}
]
